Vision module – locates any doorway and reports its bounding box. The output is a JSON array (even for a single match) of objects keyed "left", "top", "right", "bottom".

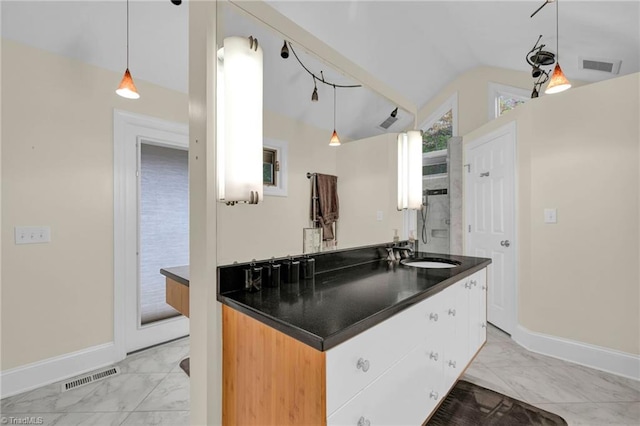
[
  {"left": 114, "top": 110, "right": 190, "bottom": 356},
  {"left": 464, "top": 122, "right": 517, "bottom": 335}
]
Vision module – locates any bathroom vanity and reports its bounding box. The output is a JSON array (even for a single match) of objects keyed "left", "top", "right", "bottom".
[{"left": 217, "top": 243, "right": 491, "bottom": 425}]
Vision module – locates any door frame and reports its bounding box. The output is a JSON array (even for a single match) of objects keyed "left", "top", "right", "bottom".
[
  {"left": 463, "top": 121, "right": 518, "bottom": 335},
  {"left": 113, "top": 109, "right": 189, "bottom": 358}
]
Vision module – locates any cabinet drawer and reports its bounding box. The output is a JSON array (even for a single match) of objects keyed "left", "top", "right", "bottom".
[
  {"left": 327, "top": 345, "right": 438, "bottom": 426},
  {"left": 326, "top": 303, "right": 422, "bottom": 415}
]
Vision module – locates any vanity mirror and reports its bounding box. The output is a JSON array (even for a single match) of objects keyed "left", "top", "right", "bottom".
[{"left": 216, "top": 1, "right": 414, "bottom": 264}]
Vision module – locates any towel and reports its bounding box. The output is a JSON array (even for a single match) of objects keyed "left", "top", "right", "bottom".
[{"left": 313, "top": 173, "right": 339, "bottom": 241}]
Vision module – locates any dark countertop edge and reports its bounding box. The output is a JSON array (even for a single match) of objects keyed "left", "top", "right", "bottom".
[
  {"left": 160, "top": 266, "right": 189, "bottom": 287},
  {"left": 217, "top": 259, "right": 491, "bottom": 352}
]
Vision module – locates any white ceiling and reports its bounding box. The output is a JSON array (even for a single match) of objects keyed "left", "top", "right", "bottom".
[{"left": 3, "top": 1, "right": 639, "bottom": 139}]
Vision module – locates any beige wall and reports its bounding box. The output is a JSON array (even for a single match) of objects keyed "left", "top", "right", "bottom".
[
  {"left": 465, "top": 73, "right": 640, "bottom": 355},
  {"left": 418, "top": 66, "right": 585, "bottom": 136},
  {"left": 1, "top": 40, "right": 188, "bottom": 370},
  {"left": 337, "top": 134, "right": 404, "bottom": 248}
]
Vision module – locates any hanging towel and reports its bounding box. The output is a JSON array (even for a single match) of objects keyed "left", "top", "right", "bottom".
[{"left": 313, "top": 173, "right": 339, "bottom": 241}]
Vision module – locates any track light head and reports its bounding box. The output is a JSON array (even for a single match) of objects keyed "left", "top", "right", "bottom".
[
  {"left": 311, "top": 86, "right": 318, "bottom": 102},
  {"left": 390, "top": 108, "right": 398, "bottom": 118},
  {"left": 170, "top": 0, "right": 182, "bottom": 5},
  {"left": 531, "top": 87, "right": 539, "bottom": 98},
  {"left": 531, "top": 66, "right": 542, "bottom": 78},
  {"left": 280, "top": 41, "right": 289, "bottom": 59}
]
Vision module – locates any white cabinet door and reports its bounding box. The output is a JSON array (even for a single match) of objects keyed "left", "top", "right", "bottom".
[
  {"left": 441, "top": 283, "right": 467, "bottom": 389},
  {"left": 468, "top": 270, "right": 488, "bottom": 357},
  {"left": 327, "top": 345, "right": 436, "bottom": 426}
]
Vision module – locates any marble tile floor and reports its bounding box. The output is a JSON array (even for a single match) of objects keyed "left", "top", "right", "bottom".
[
  {"left": 1, "top": 325, "right": 639, "bottom": 425},
  {"left": 1, "top": 337, "right": 191, "bottom": 426}
]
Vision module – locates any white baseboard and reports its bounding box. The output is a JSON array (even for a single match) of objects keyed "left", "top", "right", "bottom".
[
  {"left": 1, "top": 342, "right": 122, "bottom": 399},
  {"left": 512, "top": 325, "right": 640, "bottom": 381}
]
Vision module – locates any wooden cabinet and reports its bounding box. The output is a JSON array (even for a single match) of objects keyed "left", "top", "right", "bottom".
[{"left": 222, "top": 267, "right": 488, "bottom": 425}]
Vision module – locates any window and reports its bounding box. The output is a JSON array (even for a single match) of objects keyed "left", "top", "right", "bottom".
[
  {"left": 263, "top": 138, "right": 288, "bottom": 197},
  {"left": 488, "top": 83, "right": 530, "bottom": 119},
  {"left": 419, "top": 93, "right": 457, "bottom": 178}
]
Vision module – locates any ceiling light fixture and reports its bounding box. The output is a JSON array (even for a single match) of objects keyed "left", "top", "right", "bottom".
[
  {"left": 280, "top": 40, "right": 360, "bottom": 142},
  {"left": 311, "top": 79, "right": 318, "bottom": 102},
  {"left": 329, "top": 86, "right": 340, "bottom": 146},
  {"left": 116, "top": 0, "right": 140, "bottom": 99},
  {"left": 280, "top": 41, "right": 289, "bottom": 59},
  {"left": 545, "top": 0, "right": 571, "bottom": 94},
  {"left": 525, "top": 35, "right": 553, "bottom": 98}
]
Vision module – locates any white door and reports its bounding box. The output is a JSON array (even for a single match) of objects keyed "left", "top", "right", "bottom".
[
  {"left": 114, "top": 110, "right": 190, "bottom": 355},
  {"left": 464, "top": 122, "right": 516, "bottom": 334}
]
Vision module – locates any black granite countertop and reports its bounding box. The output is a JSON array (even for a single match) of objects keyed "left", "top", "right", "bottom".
[
  {"left": 217, "top": 250, "right": 491, "bottom": 351},
  {"left": 160, "top": 266, "right": 189, "bottom": 287}
]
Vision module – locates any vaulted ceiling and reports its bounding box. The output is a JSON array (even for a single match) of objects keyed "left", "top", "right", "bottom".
[{"left": 3, "top": 1, "right": 639, "bottom": 139}]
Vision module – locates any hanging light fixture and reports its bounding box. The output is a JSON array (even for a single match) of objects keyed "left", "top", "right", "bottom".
[
  {"left": 217, "top": 36, "right": 264, "bottom": 205},
  {"left": 311, "top": 78, "right": 318, "bottom": 102},
  {"left": 329, "top": 86, "right": 340, "bottom": 146},
  {"left": 280, "top": 41, "right": 289, "bottom": 59},
  {"left": 397, "top": 130, "right": 422, "bottom": 210},
  {"left": 545, "top": 0, "right": 571, "bottom": 94},
  {"left": 116, "top": 0, "right": 140, "bottom": 99}
]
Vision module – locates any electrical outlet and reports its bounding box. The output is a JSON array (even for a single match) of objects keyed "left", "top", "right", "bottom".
[
  {"left": 15, "top": 226, "right": 51, "bottom": 244},
  {"left": 544, "top": 209, "right": 557, "bottom": 224}
]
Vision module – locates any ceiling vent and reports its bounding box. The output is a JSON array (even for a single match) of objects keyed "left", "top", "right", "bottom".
[
  {"left": 579, "top": 57, "right": 621, "bottom": 74},
  {"left": 378, "top": 115, "right": 398, "bottom": 130}
]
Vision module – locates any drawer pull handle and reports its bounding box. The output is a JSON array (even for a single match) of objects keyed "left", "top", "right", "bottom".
[
  {"left": 448, "top": 360, "right": 457, "bottom": 368},
  {"left": 448, "top": 308, "right": 456, "bottom": 316},
  {"left": 471, "top": 279, "right": 478, "bottom": 287},
  {"left": 356, "top": 358, "right": 370, "bottom": 372},
  {"left": 357, "top": 417, "right": 370, "bottom": 426},
  {"left": 464, "top": 282, "right": 472, "bottom": 289},
  {"left": 481, "top": 323, "right": 487, "bottom": 328},
  {"left": 481, "top": 285, "right": 486, "bottom": 290},
  {"left": 430, "top": 391, "right": 439, "bottom": 400},
  {"left": 429, "top": 313, "right": 439, "bottom": 322},
  {"left": 429, "top": 351, "right": 439, "bottom": 361}
]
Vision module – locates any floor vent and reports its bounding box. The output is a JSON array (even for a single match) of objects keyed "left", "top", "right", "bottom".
[
  {"left": 579, "top": 57, "right": 621, "bottom": 74},
  {"left": 61, "top": 366, "right": 120, "bottom": 392}
]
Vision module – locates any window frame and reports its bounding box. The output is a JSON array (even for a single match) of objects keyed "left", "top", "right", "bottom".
[
  {"left": 418, "top": 92, "right": 457, "bottom": 179},
  {"left": 263, "top": 138, "right": 288, "bottom": 197},
  {"left": 488, "top": 82, "right": 530, "bottom": 120}
]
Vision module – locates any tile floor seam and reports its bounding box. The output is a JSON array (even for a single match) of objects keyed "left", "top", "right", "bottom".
[
  {"left": 128, "top": 371, "right": 171, "bottom": 413},
  {"left": 117, "top": 410, "right": 135, "bottom": 426}
]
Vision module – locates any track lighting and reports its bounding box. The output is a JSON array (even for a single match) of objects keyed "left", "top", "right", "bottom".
[
  {"left": 531, "top": 87, "right": 539, "bottom": 98},
  {"left": 311, "top": 80, "right": 318, "bottom": 102},
  {"left": 390, "top": 108, "right": 398, "bottom": 118},
  {"left": 170, "top": 0, "right": 182, "bottom": 5},
  {"left": 531, "top": 66, "right": 542, "bottom": 78},
  {"left": 280, "top": 41, "right": 289, "bottom": 59}
]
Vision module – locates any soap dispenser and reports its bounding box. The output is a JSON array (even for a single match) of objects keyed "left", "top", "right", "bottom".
[{"left": 393, "top": 229, "right": 400, "bottom": 243}]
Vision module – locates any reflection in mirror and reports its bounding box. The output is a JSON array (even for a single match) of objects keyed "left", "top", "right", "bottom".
[{"left": 216, "top": 2, "right": 409, "bottom": 264}]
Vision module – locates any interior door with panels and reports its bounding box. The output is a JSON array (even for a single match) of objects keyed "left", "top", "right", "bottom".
[{"left": 465, "top": 122, "right": 516, "bottom": 334}]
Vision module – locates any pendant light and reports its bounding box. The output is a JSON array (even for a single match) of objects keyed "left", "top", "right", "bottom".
[
  {"left": 329, "top": 85, "right": 340, "bottom": 146},
  {"left": 545, "top": 0, "right": 571, "bottom": 94},
  {"left": 116, "top": 0, "right": 140, "bottom": 99}
]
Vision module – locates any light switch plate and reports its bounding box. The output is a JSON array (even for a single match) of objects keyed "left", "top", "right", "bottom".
[
  {"left": 544, "top": 209, "right": 557, "bottom": 224},
  {"left": 15, "top": 226, "right": 51, "bottom": 244},
  {"left": 376, "top": 211, "right": 383, "bottom": 221}
]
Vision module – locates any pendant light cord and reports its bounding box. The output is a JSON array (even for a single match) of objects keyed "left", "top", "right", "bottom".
[
  {"left": 333, "top": 85, "right": 336, "bottom": 129},
  {"left": 556, "top": 0, "right": 559, "bottom": 63},
  {"left": 126, "top": 0, "right": 130, "bottom": 68}
]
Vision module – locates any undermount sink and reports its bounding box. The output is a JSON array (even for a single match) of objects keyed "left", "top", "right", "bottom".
[{"left": 401, "top": 258, "right": 462, "bottom": 269}]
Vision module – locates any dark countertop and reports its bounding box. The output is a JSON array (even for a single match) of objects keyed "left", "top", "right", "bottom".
[
  {"left": 160, "top": 266, "right": 189, "bottom": 287},
  {"left": 218, "top": 251, "right": 491, "bottom": 351}
]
